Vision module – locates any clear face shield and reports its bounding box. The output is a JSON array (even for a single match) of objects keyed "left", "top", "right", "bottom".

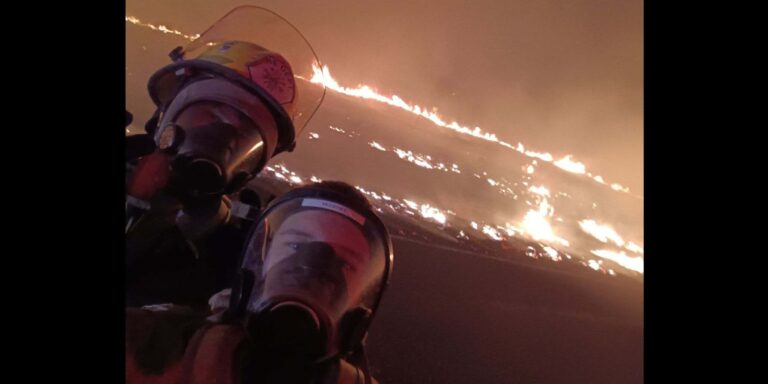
[
  {"left": 132, "top": 6, "right": 328, "bottom": 204},
  {"left": 147, "top": 6, "right": 327, "bottom": 157},
  {"left": 232, "top": 194, "right": 392, "bottom": 360},
  {"left": 158, "top": 95, "right": 274, "bottom": 200}
]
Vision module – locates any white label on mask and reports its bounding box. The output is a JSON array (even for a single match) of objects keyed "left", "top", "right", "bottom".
[
  {"left": 301, "top": 198, "right": 366, "bottom": 226},
  {"left": 230, "top": 201, "right": 252, "bottom": 219}
]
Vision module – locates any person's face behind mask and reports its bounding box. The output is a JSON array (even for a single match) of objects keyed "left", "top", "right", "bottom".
[
  {"left": 239, "top": 207, "right": 381, "bottom": 360},
  {"left": 164, "top": 101, "right": 275, "bottom": 200},
  {"left": 174, "top": 101, "right": 273, "bottom": 173},
  {"left": 263, "top": 210, "right": 373, "bottom": 310}
]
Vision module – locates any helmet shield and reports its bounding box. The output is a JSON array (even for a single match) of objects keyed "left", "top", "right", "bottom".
[
  {"left": 147, "top": 6, "right": 326, "bottom": 154},
  {"left": 241, "top": 197, "right": 389, "bottom": 323}
]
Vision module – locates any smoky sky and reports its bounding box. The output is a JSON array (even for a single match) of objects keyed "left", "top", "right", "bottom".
[{"left": 127, "top": 0, "right": 643, "bottom": 193}]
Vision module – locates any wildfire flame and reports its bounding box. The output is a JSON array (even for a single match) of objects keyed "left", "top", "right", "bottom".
[
  {"left": 401, "top": 199, "right": 447, "bottom": 224},
  {"left": 590, "top": 249, "right": 643, "bottom": 274},
  {"left": 369, "top": 141, "right": 386, "bottom": 151},
  {"left": 579, "top": 219, "right": 644, "bottom": 256},
  {"left": 529, "top": 185, "right": 551, "bottom": 197},
  {"left": 309, "top": 64, "right": 638, "bottom": 197},
  {"left": 626, "top": 242, "right": 644, "bottom": 254},
  {"left": 579, "top": 220, "right": 625, "bottom": 247},
  {"left": 264, "top": 162, "right": 646, "bottom": 274},
  {"left": 553, "top": 155, "right": 586, "bottom": 174},
  {"left": 611, "top": 183, "right": 630, "bottom": 193},
  {"left": 419, "top": 204, "right": 447, "bottom": 225},
  {"left": 394, "top": 149, "right": 436, "bottom": 170},
  {"left": 311, "top": 65, "right": 504, "bottom": 142},
  {"left": 127, "top": 16, "right": 644, "bottom": 275},
  {"left": 520, "top": 198, "right": 570, "bottom": 247},
  {"left": 364, "top": 137, "right": 462, "bottom": 173},
  {"left": 125, "top": 16, "right": 200, "bottom": 40},
  {"left": 125, "top": 15, "right": 640, "bottom": 198},
  {"left": 482, "top": 225, "right": 504, "bottom": 241},
  {"left": 543, "top": 246, "right": 562, "bottom": 262},
  {"left": 504, "top": 223, "right": 520, "bottom": 237}
]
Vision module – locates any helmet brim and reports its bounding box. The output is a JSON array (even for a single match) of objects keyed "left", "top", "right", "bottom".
[{"left": 148, "top": 60, "right": 296, "bottom": 155}]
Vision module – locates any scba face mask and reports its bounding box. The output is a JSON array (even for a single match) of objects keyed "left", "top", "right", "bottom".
[
  {"left": 230, "top": 190, "right": 393, "bottom": 360},
  {"left": 156, "top": 76, "right": 282, "bottom": 201}
]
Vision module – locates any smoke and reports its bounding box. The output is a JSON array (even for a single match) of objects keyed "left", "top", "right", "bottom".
[
  {"left": 126, "top": 0, "right": 643, "bottom": 267},
  {"left": 128, "top": 0, "right": 642, "bottom": 191}
]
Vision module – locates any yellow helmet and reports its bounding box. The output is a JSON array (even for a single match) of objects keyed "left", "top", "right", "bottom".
[
  {"left": 147, "top": 6, "right": 325, "bottom": 157},
  {"left": 148, "top": 40, "right": 299, "bottom": 154}
]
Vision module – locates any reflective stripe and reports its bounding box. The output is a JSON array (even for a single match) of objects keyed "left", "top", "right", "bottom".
[
  {"left": 301, "top": 198, "right": 366, "bottom": 225},
  {"left": 126, "top": 195, "right": 151, "bottom": 210}
]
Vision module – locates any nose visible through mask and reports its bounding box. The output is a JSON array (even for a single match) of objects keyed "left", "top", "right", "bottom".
[
  {"left": 245, "top": 242, "right": 350, "bottom": 359},
  {"left": 164, "top": 119, "right": 265, "bottom": 201}
]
